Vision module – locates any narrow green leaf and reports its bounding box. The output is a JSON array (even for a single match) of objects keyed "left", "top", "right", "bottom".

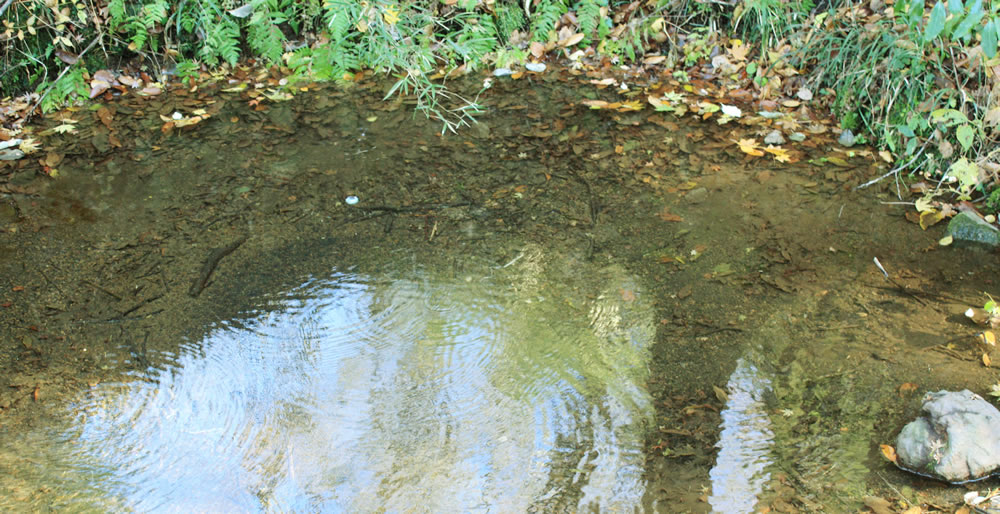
[
  {"left": 984, "top": 20, "right": 998, "bottom": 58},
  {"left": 925, "top": 2, "right": 947, "bottom": 42},
  {"left": 956, "top": 124, "right": 975, "bottom": 152},
  {"left": 947, "top": 0, "right": 964, "bottom": 15},
  {"left": 952, "top": 0, "right": 984, "bottom": 40}
]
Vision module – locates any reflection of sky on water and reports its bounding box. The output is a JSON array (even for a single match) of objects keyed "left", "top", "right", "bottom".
[
  {"left": 63, "top": 268, "right": 653, "bottom": 512},
  {"left": 708, "top": 358, "right": 774, "bottom": 513}
]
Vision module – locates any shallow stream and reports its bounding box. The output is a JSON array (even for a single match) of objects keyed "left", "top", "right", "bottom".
[{"left": 1, "top": 75, "right": 997, "bottom": 512}]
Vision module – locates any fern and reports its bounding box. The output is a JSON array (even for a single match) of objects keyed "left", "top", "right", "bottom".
[
  {"left": 530, "top": 0, "right": 568, "bottom": 42},
  {"left": 324, "top": 0, "right": 358, "bottom": 43},
  {"left": 108, "top": 0, "right": 127, "bottom": 30},
  {"left": 575, "top": 0, "right": 602, "bottom": 39},
  {"left": 39, "top": 68, "right": 88, "bottom": 112},
  {"left": 248, "top": 8, "right": 287, "bottom": 62},
  {"left": 198, "top": 7, "right": 241, "bottom": 65}
]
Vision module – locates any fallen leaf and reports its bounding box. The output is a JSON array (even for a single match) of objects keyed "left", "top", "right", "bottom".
[
  {"left": 712, "top": 385, "right": 728, "bottom": 403},
  {"left": 879, "top": 444, "right": 898, "bottom": 464},
  {"left": 984, "top": 353, "right": 992, "bottom": 367},
  {"left": 736, "top": 138, "right": 764, "bottom": 157},
  {"left": 919, "top": 210, "right": 945, "bottom": 230},
  {"left": 12, "top": 286, "right": 25, "bottom": 291},
  {"left": 658, "top": 208, "right": 684, "bottom": 222},
  {"left": 898, "top": 382, "right": 918, "bottom": 394},
  {"left": 559, "top": 32, "right": 584, "bottom": 47},
  {"left": 764, "top": 146, "right": 792, "bottom": 162},
  {"left": 980, "top": 331, "right": 996, "bottom": 346},
  {"left": 581, "top": 100, "right": 610, "bottom": 109}
]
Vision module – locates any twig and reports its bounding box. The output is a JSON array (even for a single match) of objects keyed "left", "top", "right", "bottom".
[
  {"left": 188, "top": 235, "right": 248, "bottom": 297},
  {"left": 0, "top": 0, "right": 14, "bottom": 18},
  {"left": 29, "top": 35, "right": 101, "bottom": 117},
  {"left": 873, "top": 257, "right": 927, "bottom": 305},
  {"left": 856, "top": 138, "right": 930, "bottom": 196},
  {"left": 876, "top": 472, "right": 915, "bottom": 508}
]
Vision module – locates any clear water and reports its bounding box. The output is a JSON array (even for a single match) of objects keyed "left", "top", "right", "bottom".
[{"left": 6, "top": 248, "right": 656, "bottom": 511}]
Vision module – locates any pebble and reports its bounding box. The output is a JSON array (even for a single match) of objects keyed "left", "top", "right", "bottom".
[
  {"left": 788, "top": 132, "right": 806, "bottom": 142},
  {"left": 345, "top": 195, "right": 359, "bottom": 205},
  {"left": 525, "top": 62, "right": 546, "bottom": 73},
  {"left": 838, "top": 129, "right": 856, "bottom": 147},
  {"left": 764, "top": 130, "right": 785, "bottom": 145}
]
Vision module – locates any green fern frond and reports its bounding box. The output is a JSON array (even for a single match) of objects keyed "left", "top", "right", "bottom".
[
  {"left": 574, "top": 0, "right": 602, "bottom": 38},
  {"left": 530, "top": 0, "right": 568, "bottom": 42}
]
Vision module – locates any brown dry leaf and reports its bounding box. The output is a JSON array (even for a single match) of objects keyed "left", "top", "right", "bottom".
[
  {"left": 658, "top": 208, "right": 683, "bottom": 222},
  {"left": 901, "top": 507, "right": 922, "bottom": 514},
  {"left": 863, "top": 496, "right": 893, "bottom": 514},
  {"left": 728, "top": 42, "right": 749, "bottom": 61},
  {"left": 529, "top": 41, "right": 545, "bottom": 58},
  {"left": 985, "top": 107, "right": 1000, "bottom": 127},
  {"left": 559, "top": 32, "right": 584, "bottom": 47},
  {"left": 89, "top": 79, "right": 110, "bottom": 99},
  {"left": 96, "top": 107, "right": 113, "bottom": 128},
  {"left": 898, "top": 382, "right": 918, "bottom": 395},
  {"left": 984, "top": 352, "right": 992, "bottom": 367},
  {"left": 736, "top": 138, "right": 764, "bottom": 157},
  {"left": 879, "top": 444, "right": 898, "bottom": 464},
  {"left": 42, "top": 152, "right": 63, "bottom": 167},
  {"left": 878, "top": 150, "right": 893, "bottom": 163},
  {"left": 643, "top": 55, "right": 666, "bottom": 65}
]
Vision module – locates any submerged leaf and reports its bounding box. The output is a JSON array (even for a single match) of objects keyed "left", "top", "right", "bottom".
[{"left": 736, "top": 138, "right": 764, "bottom": 157}]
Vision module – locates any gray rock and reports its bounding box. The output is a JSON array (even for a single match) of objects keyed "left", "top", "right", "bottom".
[
  {"left": 788, "top": 132, "right": 806, "bottom": 142},
  {"left": 686, "top": 187, "right": 708, "bottom": 204},
  {"left": 838, "top": 129, "right": 856, "bottom": 147},
  {"left": 946, "top": 211, "right": 1000, "bottom": 248},
  {"left": 763, "top": 130, "right": 785, "bottom": 145},
  {"left": 896, "top": 390, "right": 1000, "bottom": 483}
]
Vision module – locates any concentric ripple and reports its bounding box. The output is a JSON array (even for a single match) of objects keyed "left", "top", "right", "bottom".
[{"left": 3, "top": 251, "right": 656, "bottom": 512}]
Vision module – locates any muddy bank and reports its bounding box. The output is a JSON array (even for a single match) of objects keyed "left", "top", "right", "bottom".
[{"left": 1, "top": 78, "right": 998, "bottom": 510}]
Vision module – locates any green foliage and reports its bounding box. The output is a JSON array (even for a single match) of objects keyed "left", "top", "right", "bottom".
[
  {"left": 495, "top": 3, "right": 526, "bottom": 42},
  {"left": 39, "top": 68, "right": 89, "bottom": 113},
  {"left": 575, "top": 0, "right": 605, "bottom": 41},
  {"left": 531, "top": 0, "right": 569, "bottom": 41}
]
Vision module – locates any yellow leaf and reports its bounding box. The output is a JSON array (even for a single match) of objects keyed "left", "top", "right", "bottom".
[
  {"left": 356, "top": 19, "right": 368, "bottom": 32},
  {"left": 918, "top": 210, "right": 945, "bottom": 230},
  {"left": 981, "top": 331, "right": 997, "bottom": 346},
  {"left": 581, "top": 100, "right": 609, "bottom": 109},
  {"left": 984, "top": 352, "right": 992, "bottom": 367},
  {"left": 736, "top": 138, "right": 764, "bottom": 157},
  {"left": 826, "top": 156, "right": 850, "bottom": 166},
  {"left": 382, "top": 6, "right": 399, "bottom": 25},
  {"left": 879, "top": 444, "right": 898, "bottom": 464},
  {"left": 618, "top": 100, "right": 643, "bottom": 111},
  {"left": 764, "top": 146, "right": 791, "bottom": 163}
]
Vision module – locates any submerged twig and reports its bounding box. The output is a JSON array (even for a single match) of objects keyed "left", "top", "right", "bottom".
[{"left": 188, "top": 235, "right": 248, "bottom": 297}]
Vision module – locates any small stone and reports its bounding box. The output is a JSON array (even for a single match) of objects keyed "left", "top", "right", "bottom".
[
  {"left": 838, "top": 129, "right": 856, "bottom": 147},
  {"left": 492, "top": 68, "right": 513, "bottom": 77},
  {"left": 763, "top": 130, "right": 785, "bottom": 145},
  {"left": 788, "top": 132, "right": 806, "bottom": 142},
  {"left": 345, "top": 195, "right": 359, "bottom": 205},
  {"left": 686, "top": 187, "right": 708, "bottom": 204},
  {"left": 525, "top": 62, "right": 546, "bottom": 73}
]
